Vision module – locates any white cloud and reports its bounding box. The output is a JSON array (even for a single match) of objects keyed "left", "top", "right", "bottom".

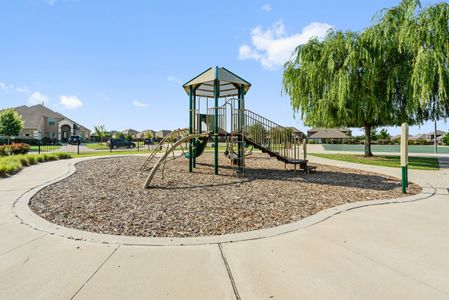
[
  {"left": 45, "top": 0, "right": 57, "bottom": 5},
  {"left": 16, "top": 86, "right": 31, "bottom": 94},
  {"left": 168, "top": 76, "right": 181, "bottom": 84},
  {"left": 132, "top": 100, "right": 148, "bottom": 108},
  {"left": 239, "top": 20, "right": 333, "bottom": 69},
  {"left": 28, "top": 92, "right": 48, "bottom": 105},
  {"left": 0, "top": 82, "right": 32, "bottom": 94},
  {"left": 0, "top": 82, "right": 13, "bottom": 92},
  {"left": 60, "top": 95, "right": 83, "bottom": 109},
  {"left": 261, "top": 4, "right": 272, "bottom": 12}
]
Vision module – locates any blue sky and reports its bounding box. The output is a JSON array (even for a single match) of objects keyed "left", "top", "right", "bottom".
[{"left": 0, "top": 0, "right": 445, "bottom": 136}]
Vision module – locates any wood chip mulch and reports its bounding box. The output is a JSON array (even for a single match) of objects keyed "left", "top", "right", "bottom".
[{"left": 29, "top": 153, "right": 421, "bottom": 237}]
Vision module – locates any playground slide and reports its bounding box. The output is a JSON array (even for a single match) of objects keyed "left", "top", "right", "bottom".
[
  {"left": 143, "top": 133, "right": 210, "bottom": 188},
  {"left": 184, "top": 136, "right": 209, "bottom": 159}
]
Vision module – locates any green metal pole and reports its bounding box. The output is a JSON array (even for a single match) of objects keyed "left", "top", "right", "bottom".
[
  {"left": 214, "top": 70, "right": 219, "bottom": 175},
  {"left": 401, "top": 166, "right": 407, "bottom": 193},
  {"left": 237, "top": 86, "right": 242, "bottom": 173},
  {"left": 189, "top": 86, "right": 193, "bottom": 173},
  {"left": 405, "top": 165, "right": 408, "bottom": 187},
  {"left": 239, "top": 84, "right": 245, "bottom": 173},
  {"left": 193, "top": 88, "right": 197, "bottom": 168},
  {"left": 400, "top": 123, "right": 409, "bottom": 193}
]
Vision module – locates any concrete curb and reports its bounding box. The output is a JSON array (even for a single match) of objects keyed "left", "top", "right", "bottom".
[{"left": 12, "top": 155, "right": 436, "bottom": 246}]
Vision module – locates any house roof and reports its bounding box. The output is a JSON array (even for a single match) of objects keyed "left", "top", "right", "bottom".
[
  {"left": 308, "top": 127, "right": 351, "bottom": 133},
  {"left": 183, "top": 67, "right": 251, "bottom": 98},
  {"left": 411, "top": 133, "right": 428, "bottom": 140},
  {"left": 285, "top": 126, "right": 303, "bottom": 133},
  {"left": 309, "top": 128, "right": 349, "bottom": 139},
  {"left": 14, "top": 104, "right": 64, "bottom": 129},
  {"left": 122, "top": 128, "right": 138, "bottom": 135},
  {"left": 13, "top": 104, "right": 90, "bottom": 132},
  {"left": 427, "top": 130, "right": 446, "bottom": 135}
]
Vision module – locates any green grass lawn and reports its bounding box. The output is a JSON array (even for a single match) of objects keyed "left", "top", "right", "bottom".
[
  {"left": 72, "top": 149, "right": 155, "bottom": 158},
  {"left": 29, "top": 145, "right": 61, "bottom": 151},
  {"left": 310, "top": 153, "right": 439, "bottom": 170},
  {"left": 85, "top": 142, "right": 110, "bottom": 150},
  {"left": 322, "top": 144, "right": 449, "bottom": 154}
]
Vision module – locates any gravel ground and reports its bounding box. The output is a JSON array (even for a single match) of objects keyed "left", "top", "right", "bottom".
[{"left": 29, "top": 153, "right": 421, "bottom": 237}]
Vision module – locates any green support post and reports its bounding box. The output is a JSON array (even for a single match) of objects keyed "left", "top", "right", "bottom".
[
  {"left": 189, "top": 86, "right": 193, "bottom": 172},
  {"left": 401, "top": 166, "right": 407, "bottom": 193},
  {"left": 405, "top": 165, "right": 408, "bottom": 187},
  {"left": 238, "top": 84, "right": 245, "bottom": 173},
  {"left": 192, "top": 88, "right": 197, "bottom": 168},
  {"left": 400, "top": 123, "right": 409, "bottom": 193},
  {"left": 214, "top": 68, "right": 219, "bottom": 175}
]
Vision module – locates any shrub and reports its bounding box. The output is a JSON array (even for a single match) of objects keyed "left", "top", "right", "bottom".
[
  {"left": 46, "top": 154, "right": 57, "bottom": 161},
  {"left": 26, "top": 155, "right": 37, "bottom": 165},
  {"left": 0, "top": 156, "right": 22, "bottom": 176},
  {"left": 55, "top": 152, "right": 71, "bottom": 159},
  {"left": 0, "top": 153, "right": 72, "bottom": 177},
  {"left": 0, "top": 145, "right": 9, "bottom": 156},
  {"left": 9, "top": 143, "right": 30, "bottom": 155},
  {"left": 443, "top": 133, "right": 449, "bottom": 146},
  {"left": 17, "top": 155, "right": 29, "bottom": 167}
]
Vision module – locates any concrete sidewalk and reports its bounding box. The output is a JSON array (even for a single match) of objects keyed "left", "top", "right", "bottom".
[{"left": 1, "top": 156, "right": 449, "bottom": 299}]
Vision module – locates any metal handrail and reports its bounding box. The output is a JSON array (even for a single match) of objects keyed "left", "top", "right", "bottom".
[{"left": 236, "top": 109, "right": 303, "bottom": 161}]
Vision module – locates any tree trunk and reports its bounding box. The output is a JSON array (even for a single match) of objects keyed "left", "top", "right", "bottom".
[
  {"left": 434, "top": 120, "right": 438, "bottom": 154},
  {"left": 364, "top": 124, "right": 373, "bottom": 157}
]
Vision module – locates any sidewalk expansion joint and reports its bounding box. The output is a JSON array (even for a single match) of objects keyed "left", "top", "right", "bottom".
[
  {"left": 218, "top": 243, "right": 241, "bottom": 300},
  {"left": 0, "top": 234, "right": 47, "bottom": 256},
  {"left": 70, "top": 244, "right": 120, "bottom": 300}
]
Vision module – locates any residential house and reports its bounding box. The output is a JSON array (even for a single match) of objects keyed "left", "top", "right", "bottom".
[
  {"left": 10, "top": 104, "right": 90, "bottom": 141},
  {"left": 428, "top": 130, "right": 446, "bottom": 142},
  {"left": 307, "top": 127, "right": 352, "bottom": 143},
  {"left": 122, "top": 128, "right": 138, "bottom": 137},
  {"left": 410, "top": 130, "right": 446, "bottom": 143},
  {"left": 134, "top": 129, "right": 156, "bottom": 139},
  {"left": 156, "top": 130, "right": 172, "bottom": 139},
  {"left": 285, "top": 127, "right": 305, "bottom": 139}
]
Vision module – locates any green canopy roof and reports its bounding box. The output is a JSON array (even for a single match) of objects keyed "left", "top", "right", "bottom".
[{"left": 183, "top": 66, "right": 251, "bottom": 98}]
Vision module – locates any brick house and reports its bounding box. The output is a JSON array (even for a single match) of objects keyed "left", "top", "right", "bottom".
[{"left": 12, "top": 104, "right": 90, "bottom": 141}]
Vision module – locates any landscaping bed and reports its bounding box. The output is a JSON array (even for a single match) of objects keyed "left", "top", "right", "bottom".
[
  {"left": 29, "top": 153, "right": 421, "bottom": 238},
  {"left": 0, "top": 153, "right": 71, "bottom": 177}
]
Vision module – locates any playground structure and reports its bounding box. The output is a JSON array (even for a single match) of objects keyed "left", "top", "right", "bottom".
[{"left": 142, "top": 67, "right": 314, "bottom": 188}]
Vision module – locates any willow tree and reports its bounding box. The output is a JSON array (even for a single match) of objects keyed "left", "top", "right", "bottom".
[
  {"left": 283, "top": 30, "right": 395, "bottom": 156},
  {"left": 374, "top": 0, "right": 449, "bottom": 130},
  {"left": 283, "top": 0, "right": 449, "bottom": 156},
  {"left": 409, "top": 2, "right": 449, "bottom": 136}
]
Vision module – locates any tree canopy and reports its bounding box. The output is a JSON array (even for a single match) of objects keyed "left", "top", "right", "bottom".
[
  {"left": 283, "top": 0, "right": 449, "bottom": 156},
  {"left": 0, "top": 108, "right": 24, "bottom": 144}
]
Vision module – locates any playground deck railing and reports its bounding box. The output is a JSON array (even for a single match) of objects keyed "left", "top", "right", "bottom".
[{"left": 237, "top": 109, "right": 305, "bottom": 162}]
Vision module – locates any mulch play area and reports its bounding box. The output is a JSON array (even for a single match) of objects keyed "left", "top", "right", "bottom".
[{"left": 29, "top": 153, "right": 421, "bottom": 238}]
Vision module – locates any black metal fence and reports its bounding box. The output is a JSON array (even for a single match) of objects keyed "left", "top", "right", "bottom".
[{"left": 2, "top": 139, "right": 157, "bottom": 155}]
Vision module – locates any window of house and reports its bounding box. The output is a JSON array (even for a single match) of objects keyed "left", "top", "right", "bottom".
[
  {"left": 25, "top": 133, "right": 30, "bottom": 137},
  {"left": 48, "top": 118, "right": 56, "bottom": 125}
]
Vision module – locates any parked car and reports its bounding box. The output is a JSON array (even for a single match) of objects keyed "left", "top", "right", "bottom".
[
  {"left": 68, "top": 135, "right": 81, "bottom": 145},
  {"left": 107, "top": 138, "right": 136, "bottom": 149},
  {"left": 143, "top": 138, "right": 154, "bottom": 145}
]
